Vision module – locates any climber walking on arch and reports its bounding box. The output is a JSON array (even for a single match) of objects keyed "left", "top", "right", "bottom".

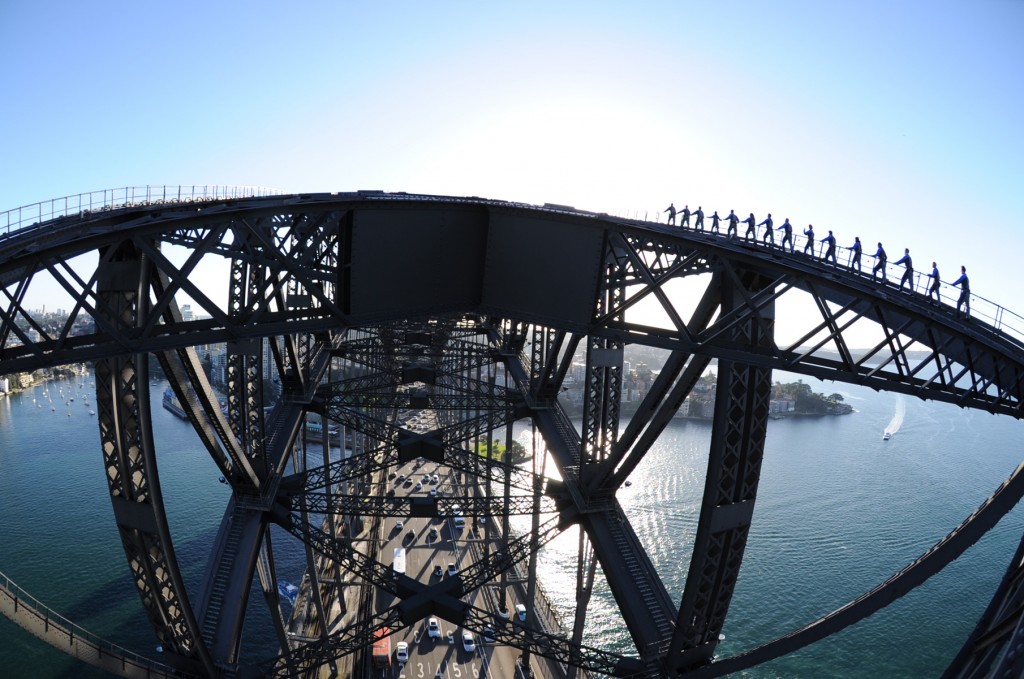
[{"left": 894, "top": 248, "right": 914, "bottom": 291}]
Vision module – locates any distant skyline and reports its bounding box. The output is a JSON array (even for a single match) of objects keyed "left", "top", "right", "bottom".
[{"left": 2, "top": 1, "right": 1022, "bottom": 319}]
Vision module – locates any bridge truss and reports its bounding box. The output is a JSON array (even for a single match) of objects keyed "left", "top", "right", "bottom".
[{"left": 1, "top": 191, "right": 1023, "bottom": 677}]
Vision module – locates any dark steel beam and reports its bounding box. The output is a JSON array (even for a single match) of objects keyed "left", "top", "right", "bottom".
[
  {"left": 668, "top": 270, "right": 775, "bottom": 673},
  {"left": 94, "top": 241, "right": 214, "bottom": 676}
]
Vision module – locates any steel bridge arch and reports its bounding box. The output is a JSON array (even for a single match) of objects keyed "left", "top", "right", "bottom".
[{"left": 0, "top": 191, "right": 1022, "bottom": 678}]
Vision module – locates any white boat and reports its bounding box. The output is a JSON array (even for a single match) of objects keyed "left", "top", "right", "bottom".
[{"left": 882, "top": 432, "right": 892, "bottom": 441}]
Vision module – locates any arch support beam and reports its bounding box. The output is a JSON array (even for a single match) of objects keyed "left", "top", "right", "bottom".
[
  {"left": 669, "top": 271, "right": 774, "bottom": 672},
  {"left": 94, "top": 241, "right": 214, "bottom": 677}
]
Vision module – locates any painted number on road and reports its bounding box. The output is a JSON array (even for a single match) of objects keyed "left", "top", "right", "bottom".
[{"left": 410, "top": 661, "right": 480, "bottom": 679}]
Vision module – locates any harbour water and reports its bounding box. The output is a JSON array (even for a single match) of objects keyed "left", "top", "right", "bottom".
[{"left": 1, "top": 373, "right": 1023, "bottom": 677}]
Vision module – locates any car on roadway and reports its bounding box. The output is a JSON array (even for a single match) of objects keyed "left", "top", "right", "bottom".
[
  {"left": 428, "top": 527, "right": 438, "bottom": 540},
  {"left": 432, "top": 564, "right": 443, "bottom": 578},
  {"left": 431, "top": 473, "right": 439, "bottom": 484},
  {"left": 447, "top": 563, "right": 457, "bottom": 577},
  {"left": 461, "top": 630, "right": 476, "bottom": 652},
  {"left": 395, "top": 520, "right": 404, "bottom": 531},
  {"left": 429, "top": 487, "right": 437, "bottom": 496},
  {"left": 516, "top": 603, "right": 527, "bottom": 621},
  {"left": 482, "top": 625, "right": 496, "bottom": 642},
  {"left": 395, "top": 641, "right": 409, "bottom": 663},
  {"left": 427, "top": 617, "right": 441, "bottom": 639},
  {"left": 404, "top": 530, "right": 415, "bottom": 544},
  {"left": 415, "top": 481, "right": 422, "bottom": 491}
]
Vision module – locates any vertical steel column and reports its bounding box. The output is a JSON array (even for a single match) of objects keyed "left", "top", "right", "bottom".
[
  {"left": 254, "top": 526, "right": 290, "bottom": 653},
  {"left": 497, "top": 404, "right": 514, "bottom": 617},
  {"left": 94, "top": 241, "right": 214, "bottom": 677},
  {"left": 226, "top": 254, "right": 266, "bottom": 480},
  {"left": 320, "top": 371, "right": 347, "bottom": 618},
  {"left": 668, "top": 270, "right": 775, "bottom": 672},
  {"left": 582, "top": 247, "right": 624, "bottom": 469},
  {"left": 567, "top": 235, "right": 626, "bottom": 671},
  {"left": 567, "top": 531, "right": 598, "bottom": 679},
  {"left": 295, "top": 425, "right": 331, "bottom": 647},
  {"left": 520, "top": 420, "right": 545, "bottom": 677}
]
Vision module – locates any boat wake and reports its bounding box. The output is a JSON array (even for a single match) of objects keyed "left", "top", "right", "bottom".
[{"left": 883, "top": 396, "right": 906, "bottom": 439}]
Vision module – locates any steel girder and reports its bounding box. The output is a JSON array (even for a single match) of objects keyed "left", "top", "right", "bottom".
[
  {"left": 0, "top": 196, "right": 1015, "bottom": 421},
  {"left": 0, "top": 196, "right": 1021, "bottom": 421},
  {"left": 295, "top": 490, "right": 554, "bottom": 517},
  {"left": 669, "top": 271, "right": 774, "bottom": 671},
  {"left": 265, "top": 507, "right": 647, "bottom": 679},
  {"left": 496, "top": 324, "right": 678, "bottom": 662},
  {"left": 682, "top": 459, "right": 1024, "bottom": 678},
  {"left": 3, "top": 193, "right": 1024, "bottom": 678},
  {"left": 943, "top": 532, "right": 1024, "bottom": 678},
  {"left": 94, "top": 240, "right": 214, "bottom": 677},
  {"left": 253, "top": 320, "right": 664, "bottom": 678}
]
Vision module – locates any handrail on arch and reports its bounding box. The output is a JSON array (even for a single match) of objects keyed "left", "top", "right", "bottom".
[
  {"left": 0, "top": 185, "right": 283, "bottom": 236},
  {"left": 645, "top": 207, "right": 1024, "bottom": 350},
  {"left": 1, "top": 187, "right": 1021, "bottom": 348}
]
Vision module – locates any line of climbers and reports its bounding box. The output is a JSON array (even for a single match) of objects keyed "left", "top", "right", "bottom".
[{"left": 663, "top": 202, "right": 971, "bottom": 318}]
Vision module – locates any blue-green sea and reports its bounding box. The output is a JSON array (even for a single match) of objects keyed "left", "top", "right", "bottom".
[{"left": 1, "top": 373, "right": 1022, "bottom": 678}]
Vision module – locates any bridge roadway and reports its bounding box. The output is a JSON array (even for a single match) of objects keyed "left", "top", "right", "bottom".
[
  {"left": 372, "top": 457, "right": 513, "bottom": 679},
  {"left": 285, "top": 429, "right": 564, "bottom": 679}
]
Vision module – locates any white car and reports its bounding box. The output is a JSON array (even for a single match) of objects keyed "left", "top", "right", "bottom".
[
  {"left": 395, "top": 641, "right": 409, "bottom": 662},
  {"left": 461, "top": 630, "right": 476, "bottom": 652},
  {"left": 515, "top": 603, "right": 527, "bottom": 621},
  {"left": 447, "top": 563, "right": 457, "bottom": 577},
  {"left": 427, "top": 617, "right": 441, "bottom": 639}
]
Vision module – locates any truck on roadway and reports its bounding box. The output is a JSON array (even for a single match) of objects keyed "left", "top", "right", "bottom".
[{"left": 372, "top": 627, "right": 391, "bottom": 667}]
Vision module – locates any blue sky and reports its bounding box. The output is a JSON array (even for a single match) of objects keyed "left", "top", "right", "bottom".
[{"left": 2, "top": 1, "right": 1022, "bottom": 319}]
